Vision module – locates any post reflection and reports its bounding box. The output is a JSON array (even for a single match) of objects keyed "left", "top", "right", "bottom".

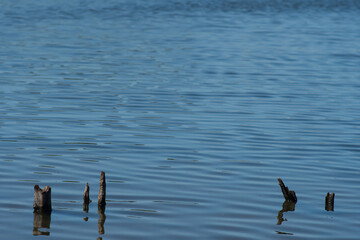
[
  {"left": 277, "top": 201, "right": 296, "bottom": 225},
  {"left": 83, "top": 202, "right": 90, "bottom": 213},
  {"left": 33, "top": 211, "right": 51, "bottom": 236},
  {"left": 98, "top": 205, "right": 106, "bottom": 235}
]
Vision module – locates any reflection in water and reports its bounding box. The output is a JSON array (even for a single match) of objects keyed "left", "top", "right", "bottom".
[
  {"left": 98, "top": 205, "right": 106, "bottom": 235},
  {"left": 83, "top": 202, "right": 89, "bottom": 213},
  {"left": 277, "top": 201, "right": 296, "bottom": 225},
  {"left": 276, "top": 231, "right": 294, "bottom": 235},
  {"left": 33, "top": 211, "right": 51, "bottom": 236}
]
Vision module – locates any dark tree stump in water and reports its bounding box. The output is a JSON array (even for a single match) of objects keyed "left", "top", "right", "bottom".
[
  {"left": 97, "top": 171, "right": 107, "bottom": 234},
  {"left": 278, "top": 178, "right": 297, "bottom": 203},
  {"left": 83, "top": 182, "right": 91, "bottom": 212},
  {"left": 98, "top": 171, "right": 106, "bottom": 207},
  {"left": 33, "top": 185, "right": 52, "bottom": 213},
  {"left": 83, "top": 182, "right": 91, "bottom": 204},
  {"left": 325, "top": 192, "right": 335, "bottom": 211}
]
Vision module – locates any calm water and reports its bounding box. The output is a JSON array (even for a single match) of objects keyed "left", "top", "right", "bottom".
[{"left": 1, "top": 0, "right": 360, "bottom": 239}]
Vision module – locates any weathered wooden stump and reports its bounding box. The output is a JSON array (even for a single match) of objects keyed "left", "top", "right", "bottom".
[
  {"left": 83, "top": 182, "right": 91, "bottom": 212},
  {"left": 97, "top": 171, "right": 106, "bottom": 234},
  {"left": 33, "top": 185, "right": 52, "bottom": 213},
  {"left": 83, "top": 182, "right": 91, "bottom": 204},
  {"left": 98, "top": 171, "right": 106, "bottom": 207},
  {"left": 325, "top": 192, "right": 335, "bottom": 211},
  {"left": 278, "top": 178, "right": 297, "bottom": 203}
]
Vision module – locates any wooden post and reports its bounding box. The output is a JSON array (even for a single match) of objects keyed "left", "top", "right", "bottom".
[
  {"left": 83, "top": 182, "right": 91, "bottom": 212},
  {"left": 278, "top": 178, "right": 297, "bottom": 203},
  {"left": 98, "top": 171, "right": 106, "bottom": 207},
  {"left": 83, "top": 182, "right": 90, "bottom": 204},
  {"left": 325, "top": 192, "right": 335, "bottom": 211},
  {"left": 97, "top": 172, "right": 106, "bottom": 234},
  {"left": 33, "top": 185, "right": 52, "bottom": 212}
]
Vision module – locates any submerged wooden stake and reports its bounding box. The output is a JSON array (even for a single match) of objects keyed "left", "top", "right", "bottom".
[
  {"left": 83, "top": 182, "right": 91, "bottom": 212},
  {"left": 278, "top": 178, "right": 297, "bottom": 203},
  {"left": 98, "top": 171, "right": 106, "bottom": 207},
  {"left": 33, "top": 185, "right": 52, "bottom": 212},
  {"left": 98, "top": 172, "right": 106, "bottom": 235},
  {"left": 325, "top": 192, "right": 335, "bottom": 211},
  {"left": 83, "top": 182, "right": 91, "bottom": 204}
]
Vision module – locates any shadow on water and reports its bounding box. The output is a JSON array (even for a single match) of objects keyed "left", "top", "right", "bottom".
[
  {"left": 276, "top": 201, "right": 296, "bottom": 225},
  {"left": 33, "top": 211, "right": 51, "bottom": 236}
]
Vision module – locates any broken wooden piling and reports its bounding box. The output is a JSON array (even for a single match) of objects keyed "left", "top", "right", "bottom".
[
  {"left": 83, "top": 182, "right": 90, "bottom": 204},
  {"left": 98, "top": 171, "right": 106, "bottom": 207},
  {"left": 97, "top": 172, "right": 106, "bottom": 234},
  {"left": 33, "top": 185, "right": 52, "bottom": 213},
  {"left": 278, "top": 178, "right": 297, "bottom": 203},
  {"left": 325, "top": 192, "right": 335, "bottom": 211},
  {"left": 83, "top": 182, "right": 91, "bottom": 212}
]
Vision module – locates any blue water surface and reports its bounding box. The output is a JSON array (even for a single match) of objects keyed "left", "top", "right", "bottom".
[{"left": 1, "top": 0, "right": 360, "bottom": 239}]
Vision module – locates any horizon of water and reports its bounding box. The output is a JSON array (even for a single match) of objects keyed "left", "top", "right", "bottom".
[{"left": 1, "top": 0, "right": 360, "bottom": 239}]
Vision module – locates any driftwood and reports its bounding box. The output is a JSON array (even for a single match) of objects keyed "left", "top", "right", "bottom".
[
  {"left": 98, "top": 171, "right": 106, "bottom": 207},
  {"left": 33, "top": 185, "right": 52, "bottom": 213},
  {"left": 278, "top": 178, "right": 297, "bottom": 203},
  {"left": 325, "top": 192, "right": 335, "bottom": 211}
]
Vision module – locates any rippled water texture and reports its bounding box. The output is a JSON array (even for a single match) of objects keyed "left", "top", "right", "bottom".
[{"left": 1, "top": 0, "right": 360, "bottom": 239}]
